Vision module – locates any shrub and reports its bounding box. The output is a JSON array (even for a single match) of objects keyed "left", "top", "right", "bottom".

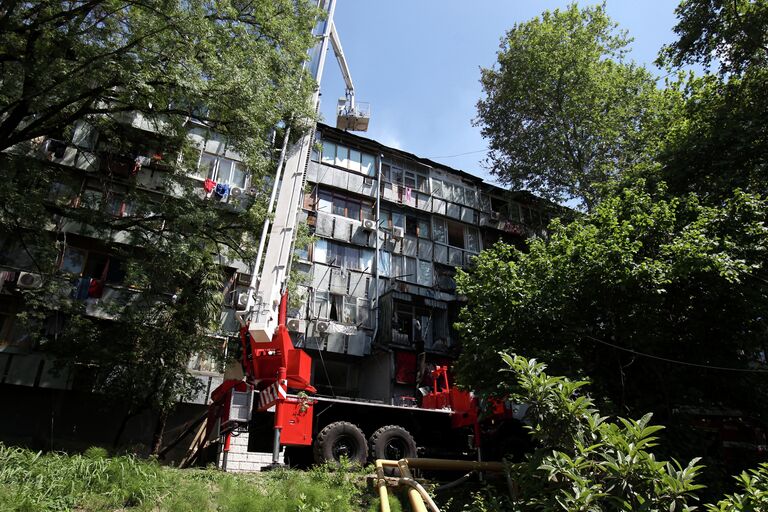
[{"left": 500, "top": 353, "right": 704, "bottom": 511}]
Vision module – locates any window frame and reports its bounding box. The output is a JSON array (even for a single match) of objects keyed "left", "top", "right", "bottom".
[{"left": 195, "top": 151, "right": 248, "bottom": 188}]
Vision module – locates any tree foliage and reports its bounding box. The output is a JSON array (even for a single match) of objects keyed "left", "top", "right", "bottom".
[
  {"left": 456, "top": 185, "right": 768, "bottom": 483},
  {"left": 659, "top": 0, "right": 768, "bottom": 75},
  {"left": 0, "top": 0, "right": 318, "bottom": 159},
  {"left": 500, "top": 354, "right": 704, "bottom": 511},
  {"left": 706, "top": 463, "right": 768, "bottom": 511},
  {"left": 475, "top": 3, "right": 662, "bottom": 210},
  {"left": 465, "top": 0, "right": 768, "bottom": 493},
  {"left": 0, "top": 0, "right": 319, "bottom": 451}
]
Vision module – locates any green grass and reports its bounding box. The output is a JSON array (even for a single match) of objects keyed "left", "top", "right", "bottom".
[{"left": 0, "top": 444, "right": 371, "bottom": 512}]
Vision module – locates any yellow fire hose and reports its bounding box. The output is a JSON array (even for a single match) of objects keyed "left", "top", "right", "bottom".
[{"left": 374, "top": 458, "right": 507, "bottom": 512}]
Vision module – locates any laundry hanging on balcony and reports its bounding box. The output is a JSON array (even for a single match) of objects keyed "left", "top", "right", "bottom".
[{"left": 214, "top": 183, "right": 230, "bottom": 199}]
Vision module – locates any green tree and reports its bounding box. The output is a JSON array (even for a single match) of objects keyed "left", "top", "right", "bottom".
[
  {"left": 653, "top": 0, "right": 768, "bottom": 202},
  {"left": 0, "top": 0, "right": 319, "bottom": 453},
  {"left": 475, "top": 3, "right": 662, "bottom": 210},
  {"left": 455, "top": 184, "right": 768, "bottom": 485},
  {"left": 499, "top": 353, "right": 703, "bottom": 511},
  {"left": 0, "top": 0, "right": 317, "bottom": 157},
  {"left": 660, "top": 0, "right": 768, "bottom": 75},
  {"left": 706, "top": 463, "right": 768, "bottom": 511}
]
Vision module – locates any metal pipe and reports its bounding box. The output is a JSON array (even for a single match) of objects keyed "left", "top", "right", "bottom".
[
  {"left": 402, "top": 458, "right": 505, "bottom": 472},
  {"left": 373, "top": 458, "right": 508, "bottom": 512},
  {"left": 371, "top": 153, "right": 382, "bottom": 345},
  {"left": 435, "top": 472, "right": 474, "bottom": 493},
  {"left": 374, "top": 459, "right": 391, "bottom": 512},
  {"left": 221, "top": 433, "right": 231, "bottom": 471},
  {"left": 397, "top": 461, "right": 428, "bottom": 512},
  {"left": 398, "top": 478, "right": 440, "bottom": 512},
  {"left": 271, "top": 427, "right": 281, "bottom": 464}
]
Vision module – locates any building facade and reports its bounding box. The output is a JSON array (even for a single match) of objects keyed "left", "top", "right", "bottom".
[
  {"left": 0, "top": 112, "right": 257, "bottom": 453},
  {"left": 0, "top": 116, "right": 554, "bottom": 456},
  {"left": 284, "top": 123, "right": 555, "bottom": 405}
]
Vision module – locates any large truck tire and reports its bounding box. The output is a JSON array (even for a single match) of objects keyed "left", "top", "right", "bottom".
[
  {"left": 368, "top": 425, "right": 417, "bottom": 461},
  {"left": 313, "top": 421, "right": 368, "bottom": 466}
]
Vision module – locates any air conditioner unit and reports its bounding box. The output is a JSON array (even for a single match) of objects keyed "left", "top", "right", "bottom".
[
  {"left": 230, "top": 186, "right": 243, "bottom": 198},
  {"left": 17, "top": 272, "right": 43, "bottom": 289},
  {"left": 287, "top": 318, "right": 305, "bottom": 333},
  {"left": 391, "top": 226, "right": 405, "bottom": 239},
  {"left": 236, "top": 291, "right": 249, "bottom": 310},
  {"left": 490, "top": 211, "right": 501, "bottom": 220},
  {"left": 362, "top": 219, "right": 376, "bottom": 231},
  {"left": 315, "top": 320, "right": 330, "bottom": 335}
]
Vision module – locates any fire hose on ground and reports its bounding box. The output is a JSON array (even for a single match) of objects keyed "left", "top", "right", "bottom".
[{"left": 374, "top": 458, "right": 509, "bottom": 512}]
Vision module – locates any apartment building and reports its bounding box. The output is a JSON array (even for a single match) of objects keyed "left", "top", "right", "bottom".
[
  {"left": 286, "top": 123, "right": 555, "bottom": 405},
  {"left": 0, "top": 112, "right": 555, "bottom": 453},
  {"left": 0, "top": 112, "right": 258, "bottom": 451}
]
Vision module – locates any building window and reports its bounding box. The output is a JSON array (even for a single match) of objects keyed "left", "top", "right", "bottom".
[
  {"left": 447, "top": 220, "right": 464, "bottom": 248},
  {"left": 383, "top": 160, "right": 429, "bottom": 193},
  {"left": 314, "top": 240, "right": 374, "bottom": 272},
  {"left": 195, "top": 152, "right": 247, "bottom": 188},
  {"left": 465, "top": 227, "right": 480, "bottom": 253},
  {"left": 432, "top": 218, "right": 447, "bottom": 244},
  {"left": 314, "top": 291, "right": 330, "bottom": 319},
  {"left": 317, "top": 189, "right": 370, "bottom": 222},
  {"left": 59, "top": 246, "right": 125, "bottom": 282},
  {"left": 378, "top": 250, "right": 391, "bottom": 277},
  {"left": 417, "top": 260, "right": 433, "bottom": 287},
  {"left": 432, "top": 218, "right": 480, "bottom": 254},
  {"left": 417, "top": 218, "right": 430, "bottom": 239},
  {"left": 433, "top": 179, "right": 477, "bottom": 208},
  {"left": 405, "top": 216, "right": 418, "bottom": 237},
  {"left": 320, "top": 139, "right": 375, "bottom": 176}
]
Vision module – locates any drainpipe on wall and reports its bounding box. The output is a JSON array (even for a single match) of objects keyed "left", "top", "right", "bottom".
[{"left": 371, "top": 153, "right": 383, "bottom": 346}]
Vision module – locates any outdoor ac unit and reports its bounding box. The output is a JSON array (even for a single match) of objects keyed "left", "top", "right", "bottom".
[
  {"left": 287, "top": 318, "right": 305, "bottom": 333},
  {"left": 315, "top": 320, "right": 330, "bottom": 335},
  {"left": 391, "top": 226, "right": 404, "bottom": 239},
  {"left": 490, "top": 211, "right": 501, "bottom": 220},
  {"left": 17, "top": 272, "right": 43, "bottom": 289},
  {"left": 230, "top": 186, "right": 243, "bottom": 198},
  {"left": 236, "top": 291, "right": 249, "bottom": 310},
  {"left": 362, "top": 219, "right": 376, "bottom": 231}
]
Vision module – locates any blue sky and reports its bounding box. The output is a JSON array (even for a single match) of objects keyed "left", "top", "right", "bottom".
[{"left": 318, "top": 1, "right": 683, "bottom": 183}]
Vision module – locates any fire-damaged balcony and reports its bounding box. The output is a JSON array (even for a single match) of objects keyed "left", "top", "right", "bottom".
[{"left": 377, "top": 291, "right": 455, "bottom": 354}]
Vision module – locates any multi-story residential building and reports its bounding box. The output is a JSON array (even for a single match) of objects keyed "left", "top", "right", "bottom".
[
  {"left": 0, "top": 113, "right": 257, "bottom": 452},
  {"left": 0, "top": 115, "right": 555, "bottom": 457},
  {"left": 284, "top": 123, "right": 556, "bottom": 406}
]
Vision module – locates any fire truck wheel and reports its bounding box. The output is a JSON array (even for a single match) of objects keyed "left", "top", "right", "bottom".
[
  {"left": 369, "top": 425, "right": 417, "bottom": 462},
  {"left": 313, "top": 421, "right": 368, "bottom": 466}
]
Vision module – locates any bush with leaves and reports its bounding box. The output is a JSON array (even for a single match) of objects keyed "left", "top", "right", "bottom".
[
  {"left": 501, "top": 353, "right": 703, "bottom": 511},
  {"left": 705, "top": 463, "right": 768, "bottom": 511}
]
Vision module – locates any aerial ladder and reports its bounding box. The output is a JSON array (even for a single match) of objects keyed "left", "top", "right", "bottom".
[{"left": 204, "top": 0, "right": 371, "bottom": 468}]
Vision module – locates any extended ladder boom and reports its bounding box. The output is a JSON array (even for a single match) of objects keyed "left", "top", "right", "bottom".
[{"left": 246, "top": 0, "right": 368, "bottom": 344}]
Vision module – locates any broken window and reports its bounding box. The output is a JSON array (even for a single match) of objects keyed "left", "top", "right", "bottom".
[
  {"left": 405, "top": 216, "right": 419, "bottom": 236},
  {"left": 447, "top": 220, "right": 465, "bottom": 248}
]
